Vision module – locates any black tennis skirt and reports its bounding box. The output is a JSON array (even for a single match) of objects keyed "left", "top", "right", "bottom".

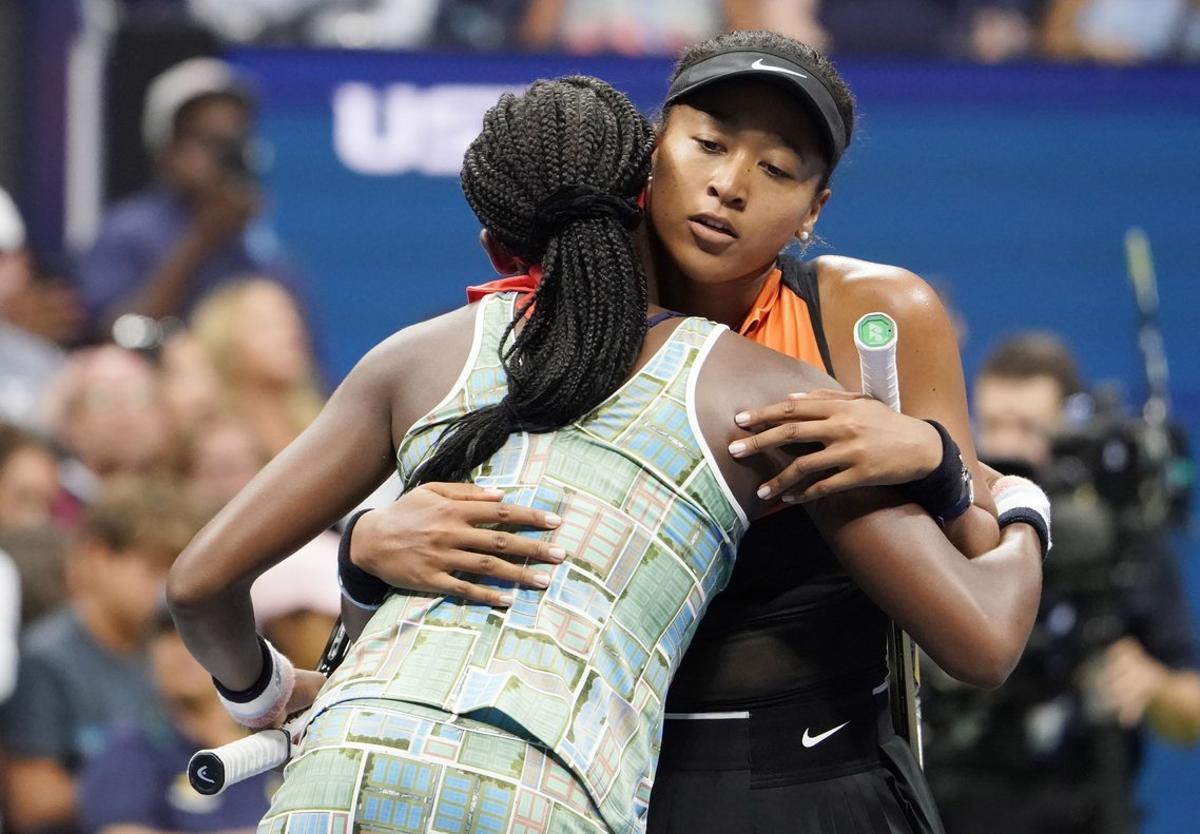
[{"left": 646, "top": 685, "right": 945, "bottom": 834}]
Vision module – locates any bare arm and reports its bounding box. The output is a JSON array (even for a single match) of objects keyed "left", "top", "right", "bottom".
[
  {"left": 166, "top": 306, "right": 474, "bottom": 688},
  {"left": 726, "top": 259, "right": 999, "bottom": 555},
  {"left": 811, "top": 487, "right": 1041, "bottom": 688},
  {"left": 2, "top": 756, "right": 76, "bottom": 832},
  {"left": 817, "top": 258, "right": 998, "bottom": 554},
  {"left": 703, "top": 331, "right": 1042, "bottom": 689}
]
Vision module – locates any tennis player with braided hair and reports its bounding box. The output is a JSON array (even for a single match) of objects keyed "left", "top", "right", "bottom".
[
  {"left": 341, "top": 30, "right": 1033, "bottom": 834},
  {"left": 169, "top": 75, "right": 1046, "bottom": 834}
]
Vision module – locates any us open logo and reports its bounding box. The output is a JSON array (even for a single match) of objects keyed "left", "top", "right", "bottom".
[{"left": 332, "top": 82, "right": 524, "bottom": 176}]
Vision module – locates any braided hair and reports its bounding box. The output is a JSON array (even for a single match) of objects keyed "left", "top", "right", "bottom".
[{"left": 409, "top": 76, "right": 655, "bottom": 486}]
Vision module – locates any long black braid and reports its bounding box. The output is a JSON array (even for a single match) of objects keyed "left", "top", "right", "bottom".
[{"left": 408, "top": 76, "right": 655, "bottom": 487}]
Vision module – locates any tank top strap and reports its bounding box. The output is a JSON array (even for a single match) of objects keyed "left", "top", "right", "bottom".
[
  {"left": 395, "top": 293, "right": 517, "bottom": 481},
  {"left": 778, "top": 255, "right": 835, "bottom": 375}
]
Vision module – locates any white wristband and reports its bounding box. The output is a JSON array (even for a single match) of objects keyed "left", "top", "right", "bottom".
[
  {"left": 214, "top": 638, "right": 296, "bottom": 730},
  {"left": 991, "top": 475, "right": 1052, "bottom": 558}
]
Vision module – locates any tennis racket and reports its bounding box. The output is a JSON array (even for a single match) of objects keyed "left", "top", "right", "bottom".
[
  {"left": 187, "top": 619, "right": 351, "bottom": 795},
  {"left": 854, "top": 311, "right": 924, "bottom": 768}
]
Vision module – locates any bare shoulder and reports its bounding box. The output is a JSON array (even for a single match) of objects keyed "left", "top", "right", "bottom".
[
  {"left": 348, "top": 303, "right": 484, "bottom": 432},
  {"left": 353, "top": 303, "right": 480, "bottom": 382},
  {"left": 693, "top": 329, "right": 840, "bottom": 517},
  {"left": 813, "top": 255, "right": 945, "bottom": 324},
  {"left": 708, "top": 328, "right": 840, "bottom": 402}
]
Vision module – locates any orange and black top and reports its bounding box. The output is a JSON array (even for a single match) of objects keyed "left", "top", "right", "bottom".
[{"left": 467, "top": 255, "right": 887, "bottom": 711}]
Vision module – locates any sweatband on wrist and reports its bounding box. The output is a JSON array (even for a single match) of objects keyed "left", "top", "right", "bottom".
[
  {"left": 991, "top": 474, "right": 1052, "bottom": 560},
  {"left": 903, "top": 420, "right": 974, "bottom": 525},
  {"left": 338, "top": 508, "right": 389, "bottom": 610},
  {"left": 213, "top": 636, "right": 296, "bottom": 729}
]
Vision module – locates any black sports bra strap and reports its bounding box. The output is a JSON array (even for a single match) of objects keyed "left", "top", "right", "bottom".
[{"left": 778, "top": 255, "right": 835, "bottom": 376}]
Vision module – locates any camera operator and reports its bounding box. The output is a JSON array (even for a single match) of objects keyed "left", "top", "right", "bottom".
[
  {"left": 925, "top": 333, "right": 1200, "bottom": 834},
  {"left": 77, "top": 58, "right": 304, "bottom": 338}
]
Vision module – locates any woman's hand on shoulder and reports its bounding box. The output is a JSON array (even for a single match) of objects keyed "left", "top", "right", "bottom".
[
  {"left": 730, "top": 388, "right": 944, "bottom": 502},
  {"left": 815, "top": 259, "right": 993, "bottom": 511},
  {"left": 350, "top": 482, "right": 567, "bottom": 607}
]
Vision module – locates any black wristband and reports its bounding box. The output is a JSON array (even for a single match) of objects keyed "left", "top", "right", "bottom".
[
  {"left": 211, "top": 635, "right": 273, "bottom": 702},
  {"left": 338, "top": 508, "right": 390, "bottom": 609},
  {"left": 904, "top": 420, "right": 973, "bottom": 525},
  {"left": 998, "top": 508, "right": 1051, "bottom": 561}
]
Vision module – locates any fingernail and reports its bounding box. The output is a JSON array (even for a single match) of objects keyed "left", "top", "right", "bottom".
[
  {"left": 728, "top": 441, "right": 745, "bottom": 456},
  {"left": 548, "top": 546, "right": 566, "bottom": 561},
  {"left": 757, "top": 485, "right": 772, "bottom": 499},
  {"left": 787, "top": 392, "right": 806, "bottom": 400},
  {"left": 483, "top": 487, "right": 504, "bottom": 497},
  {"left": 734, "top": 412, "right": 750, "bottom": 425},
  {"left": 544, "top": 513, "right": 562, "bottom": 527},
  {"left": 532, "top": 574, "right": 550, "bottom": 588},
  {"left": 781, "top": 493, "right": 795, "bottom": 503},
  {"left": 497, "top": 594, "right": 514, "bottom": 607}
]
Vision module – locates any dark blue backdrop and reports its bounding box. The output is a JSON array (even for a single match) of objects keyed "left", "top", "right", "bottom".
[{"left": 228, "top": 47, "right": 1200, "bottom": 830}]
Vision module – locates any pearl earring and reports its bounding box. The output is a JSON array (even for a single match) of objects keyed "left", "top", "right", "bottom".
[{"left": 799, "top": 230, "right": 811, "bottom": 242}]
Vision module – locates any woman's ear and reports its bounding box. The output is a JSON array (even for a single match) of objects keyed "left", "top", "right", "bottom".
[
  {"left": 479, "top": 229, "right": 524, "bottom": 276},
  {"left": 794, "top": 187, "right": 833, "bottom": 240}
]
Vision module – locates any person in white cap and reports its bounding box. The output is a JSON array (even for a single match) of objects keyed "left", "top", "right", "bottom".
[
  {"left": 0, "top": 188, "right": 69, "bottom": 428},
  {"left": 77, "top": 57, "right": 304, "bottom": 337}
]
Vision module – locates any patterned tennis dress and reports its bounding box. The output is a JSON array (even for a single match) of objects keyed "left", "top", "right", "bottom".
[{"left": 258, "top": 293, "right": 748, "bottom": 834}]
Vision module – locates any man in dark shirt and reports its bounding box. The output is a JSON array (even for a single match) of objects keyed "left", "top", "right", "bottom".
[
  {"left": 78, "top": 612, "right": 273, "bottom": 834},
  {"left": 925, "top": 334, "right": 1200, "bottom": 834},
  {"left": 0, "top": 477, "right": 206, "bottom": 834},
  {"left": 77, "top": 58, "right": 303, "bottom": 336}
]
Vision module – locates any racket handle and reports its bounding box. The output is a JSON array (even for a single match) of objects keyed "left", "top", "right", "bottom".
[
  {"left": 854, "top": 312, "right": 900, "bottom": 412},
  {"left": 188, "top": 727, "right": 290, "bottom": 795}
]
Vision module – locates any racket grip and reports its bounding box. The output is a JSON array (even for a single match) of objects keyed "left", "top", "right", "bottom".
[
  {"left": 854, "top": 312, "right": 900, "bottom": 412},
  {"left": 188, "top": 727, "right": 290, "bottom": 795}
]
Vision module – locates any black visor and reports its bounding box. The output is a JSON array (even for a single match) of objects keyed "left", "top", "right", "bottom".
[{"left": 664, "top": 49, "right": 847, "bottom": 166}]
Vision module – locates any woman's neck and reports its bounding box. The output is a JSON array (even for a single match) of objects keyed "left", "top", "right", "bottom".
[{"left": 652, "top": 249, "right": 777, "bottom": 330}]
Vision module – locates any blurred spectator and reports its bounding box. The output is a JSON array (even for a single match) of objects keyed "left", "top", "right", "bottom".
[
  {"left": 181, "top": 414, "right": 264, "bottom": 508},
  {"left": 519, "top": 0, "right": 729, "bottom": 54},
  {"left": 190, "top": 279, "right": 323, "bottom": 458},
  {"left": 0, "top": 188, "right": 69, "bottom": 429},
  {"left": 430, "top": 0, "right": 536, "bottom": 50},
  {"left": 925, "top": 333, "right": 1200, "bottom": 834},
  {"left": 0, "top": 548, "right": 17, "bottom": 705},
  {"left": 251, "top": 534, "right": 341, "bottom": 670},
  {"left": 1042, "top": 0, "right": 1200, "bottom": 63},
  {"left": 728, "top": 0, "right": 831, "bottom": 50},
  {"left": 159, "top": 332, "right": 223, "bottom": 447},
  {"left": 78, "top": 611, "right": 272, "bottom": 834},
  {"left": 0, "top": 424, "right": 59, "bottom": 531},
  {"left": 967, "top": 1, "right": 1038, "bottom": 62},
  {"left": 0, "top": 188, "right": 84, "bottom": 350},
  {"left": 0, "top": 476, "right": 206, "bottom": 834},
  {"left": 42, "top": 346, "right": 169, "bottom": 493},
  {"left": 0, "top": 526, "right": 70, "bottom": 626},
  {"left": 973, "top": 332, "right": 1082, "bottom": 468},
  {"left": 77, "top": 58, "right": 303, "bottom": 337}
]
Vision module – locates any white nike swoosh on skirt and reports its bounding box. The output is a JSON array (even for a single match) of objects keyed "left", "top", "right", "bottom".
[{"left": 801, "top": 720, "right": 850, "bottom": 748}]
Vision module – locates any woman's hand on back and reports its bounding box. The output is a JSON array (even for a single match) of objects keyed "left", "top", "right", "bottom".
[
  {"left": 349, "top": 482, "right": 567, "bottom": 607},
  {"left": 729, "top": 388, "right": 944, "bottom": 502}
]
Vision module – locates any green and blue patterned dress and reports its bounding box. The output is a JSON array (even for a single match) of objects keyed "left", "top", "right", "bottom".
[{"left": 259, "top": 293, "right": 748, "bottom": 834}]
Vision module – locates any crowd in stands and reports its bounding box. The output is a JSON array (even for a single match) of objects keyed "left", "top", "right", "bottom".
[
  {"left": 0, "top": 57, "right": 339, "bottom": 834},
  {"left": 170, "top": 0, "right": 1200, "bottom": 63}
]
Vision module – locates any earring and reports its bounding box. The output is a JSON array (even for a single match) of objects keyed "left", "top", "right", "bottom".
[{"left": 799, "top": 230, "right": 811, "bottom": 242}]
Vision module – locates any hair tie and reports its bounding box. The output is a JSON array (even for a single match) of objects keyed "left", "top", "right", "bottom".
[{"left": 531, "top": 185, "right": 642, "bottom": 239}]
